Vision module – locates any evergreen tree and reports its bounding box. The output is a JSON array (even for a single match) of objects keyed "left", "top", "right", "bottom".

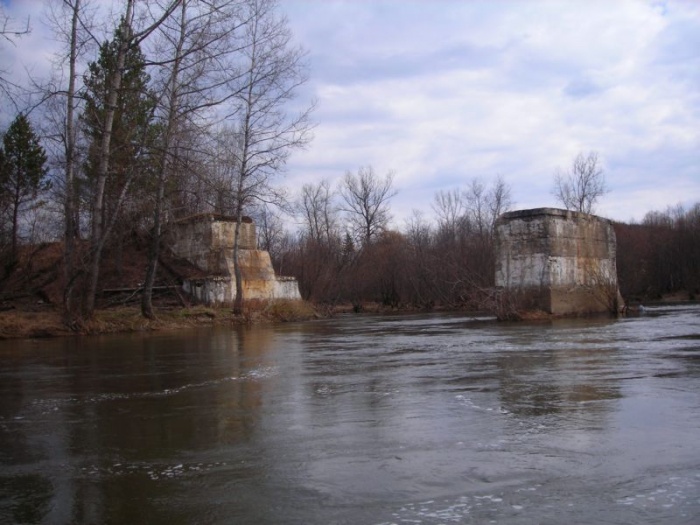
[
  {"left": 81, "top": 22, "right": 156, "bottom": 235},
  {"left": 77, "top": 1, "right": 179, "bottom": 319},
  {"left": 0, "top": 114, "right": 49, "bottom": 256},
  {"left": 79, "top": 19, "right": 157, "bottom": 309}
]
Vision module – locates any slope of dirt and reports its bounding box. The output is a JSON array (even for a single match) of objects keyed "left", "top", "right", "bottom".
[{"left": 0, "top": 237, "right": 201, "bottom": 313}]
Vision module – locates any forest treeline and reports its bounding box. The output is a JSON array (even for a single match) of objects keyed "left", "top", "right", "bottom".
[
  {"left": 263, "top": 184, "right": 700, "bottom": 308},
  {"left": 615, "top": 204, "right": 700, "bottom": 302},
  {"left": 1, "top": 1, "right": 698, "bottom": 324}
]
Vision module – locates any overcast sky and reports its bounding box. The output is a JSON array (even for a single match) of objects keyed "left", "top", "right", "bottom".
[
  {"left": 2, "top": 0, "right": 699, "bottom": 226},
  {"left": 280, "top": 0, "right": 700, "bottom": 225}
]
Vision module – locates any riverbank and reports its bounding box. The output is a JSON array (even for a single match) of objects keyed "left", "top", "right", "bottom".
[
  {"left": 0, "top": 300, "right": 437, "bottom": 340},
  {"left": 2, "top": 292, "right": 694, "bottom": 340},
  {"left": 0, "top": 300, "right": 322, "bottom": 340}
]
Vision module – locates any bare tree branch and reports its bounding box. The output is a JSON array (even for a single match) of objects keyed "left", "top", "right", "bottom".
[
  {"left": 339, "top": 166, "right": 397, "bottom": 246},
  {"left": 553, "top": 151, "right": 608, "bottom": 214}
]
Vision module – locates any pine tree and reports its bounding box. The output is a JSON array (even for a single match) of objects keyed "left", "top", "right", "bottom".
[
  {"left": 81, "top": 22, "right": 156, "bottom": 233},
  {"left": 0, "top": 114, "right": 49, "bottom": 256},
  {"left": 80, "top": 17, "right": 157, "bottom": 315},
  {"left": 76, "top": 0, "right": 180, "bottom": 318}
]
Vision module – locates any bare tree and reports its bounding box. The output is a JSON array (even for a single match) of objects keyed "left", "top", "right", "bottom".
[
  {"left": 253, "top": 203, "right": 286, "bottom": 265},
  {"left": 487, "top": 175, "right": 513, "bottom": 232},
  {"left": 0, "top": 6, "right": 31, "bottom": 107},
  {"left": 297, "top": 179, "right": 338, "bottom": 246},
  {"left": 464, "top": 178, "right": 488, "bottom": 237},
  {"left": 42, "top": 0, "right": 93, "bottom": 322},
  {"left": 432, "top": 188, "right": 464, "bottom": 239},
  {"left": 340, "top": 165, "right": 397, "bottom": 246},
  {"left": 462, "top": 175, "right": 513, "bottom": 238},
  {"left": 62, "top": 0, "right": 82, "bottom": 319},
  {"left": 427, "top": 176, "right": 514, "bottom": 306},
  {"left": 224, "top": 0, "right": 314, "bottom": 315},
  {"left": 140, "top": 0, "right": 187, "bottom": 319},
  {"left": 403, "top": 210, "right": 435, "bottom": 306},
  {"left": 141, "top": 0, "right": 248, "bottom": 319},
  {"left": 294, "top": 179, "right": 343, "bottom": 302},
  {"left": 553, "top": 151, "right": 607, "bottom": 214}
]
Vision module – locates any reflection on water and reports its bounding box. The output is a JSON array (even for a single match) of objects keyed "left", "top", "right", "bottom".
[
  {"left": 1, "top": 305, "right": 699, "bottom": 524},
  {"left": 0, "top": 327, "right": 277, "bottom": 524}
]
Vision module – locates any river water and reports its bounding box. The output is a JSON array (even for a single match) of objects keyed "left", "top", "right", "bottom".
[{"left": 1, "top": 305, "right": 699, "bottom": 524}]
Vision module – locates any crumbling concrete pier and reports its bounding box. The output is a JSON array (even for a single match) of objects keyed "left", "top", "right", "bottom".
[
  {"left": 169, "top": 214, "right": 301, "bottom": 305},
  {"left": 495, "top": 208, "right": 623, "bottom": 317}
]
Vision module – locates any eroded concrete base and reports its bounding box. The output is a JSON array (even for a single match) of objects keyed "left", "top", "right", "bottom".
[
  {"left": 495, "top": 208, "right": 623, "bottom": 316},
  {"left": 169, "top": 214, "right": 301, "bottom": 305}
]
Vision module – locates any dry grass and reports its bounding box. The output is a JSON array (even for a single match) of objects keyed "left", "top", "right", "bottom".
[
  {"left": 0, "top": 299, "right": 320, "bottom": 340},
  {"left": 173, "top": 305, "right": 219, "bottom": 320},
  {"left": 0, "top": 310, "right": 69, "bottom": 339},
  {"left": 660, "top": 290, "right": 693, "bottom": 302},
  {"left": 259, "top": 299, "right": 316, "bottom": 322}
]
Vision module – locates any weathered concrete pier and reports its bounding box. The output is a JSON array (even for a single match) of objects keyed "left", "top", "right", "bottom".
[
  {"left": 169, "top": 214, "right": 300, "bottom": 305},
  {"left": 495, "top": 208, "right": 623, "bottom": 317}
]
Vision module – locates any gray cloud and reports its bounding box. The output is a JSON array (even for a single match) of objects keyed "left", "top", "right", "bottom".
[
  {"left": 2, "top": 0, "right": 698, "bottom": 225},
  {"left": 283, "top": 0, "right": 700, "bottom": 225}
]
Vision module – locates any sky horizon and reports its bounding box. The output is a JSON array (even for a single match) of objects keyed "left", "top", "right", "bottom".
[{"left": 1, "top": 0, "right": 698, "bottom": 228}]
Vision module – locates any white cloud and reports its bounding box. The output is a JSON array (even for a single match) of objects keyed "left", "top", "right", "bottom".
[{"left": 282, "top": 0, "right": 700, "bottom": 225}]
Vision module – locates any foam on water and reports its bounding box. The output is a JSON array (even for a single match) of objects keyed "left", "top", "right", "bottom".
[
  {"left": 78, "top": 459, "right": 232, "bottom": 481},
  {"left": 376, "top": 472, "right": 700, "bottom": 524},
  {"left": 25, "top": 365, "right": 278, "bottom": 415},
  {"left": 616, "top": 474, "right": 700, "bottom": 511}
]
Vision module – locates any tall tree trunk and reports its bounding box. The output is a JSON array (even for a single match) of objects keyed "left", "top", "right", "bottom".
[
  {"left": 141, "top": 155, "right": 170, "bottom": 318},
  {"left": 84, "top": 0, "right": 134, "bottom": 317},
  {"left": 63, "top": 0, "right": 80, "bottom": 322},
  {"left": 81, "top": 0, "right": 182, "bottom": 317},
  {"left": 232, "top": 206, "right": 244, "bottom": 316},
  {"left": 11, "top": 186, "right": 19, "bottom": 257},
  {"left": 141, "top": 0, "right": 186, "bottom": 319},
  {"left": 232, "top": 106, "right": 252, "bottom": 317},
  {"left": 141, "top": 175, "right": 165, "bottom": 319},
  {"left": 232, "top": 154, "right": 247, "bottom": 316},
  {"left": 225, "top": 0, "right": 313, "bottom": 313}
]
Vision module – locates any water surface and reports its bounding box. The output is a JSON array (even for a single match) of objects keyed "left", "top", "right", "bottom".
[{"left": 1, "top": 305, "right": 699, "bottom": 524}]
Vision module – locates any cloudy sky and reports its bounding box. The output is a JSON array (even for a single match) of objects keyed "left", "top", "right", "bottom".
[
  {"left": 2, "top": 0, "right": 699, "bottom": 226},
  {"left": 280, "top": 0, "right": 700, "bottom": 224}
]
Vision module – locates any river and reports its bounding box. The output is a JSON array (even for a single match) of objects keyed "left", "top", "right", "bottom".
[{"left": 1, "top": 304, "right": 699, "bottom": 524}]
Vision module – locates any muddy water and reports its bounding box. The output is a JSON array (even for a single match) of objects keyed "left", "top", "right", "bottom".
[{"left": 1, "top": 305, "right": 699, "bottom": 524}]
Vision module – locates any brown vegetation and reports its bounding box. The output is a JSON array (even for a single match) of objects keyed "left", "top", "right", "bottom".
[{"left": 615, "top": 203, "right": 700, "bottom": 302}]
